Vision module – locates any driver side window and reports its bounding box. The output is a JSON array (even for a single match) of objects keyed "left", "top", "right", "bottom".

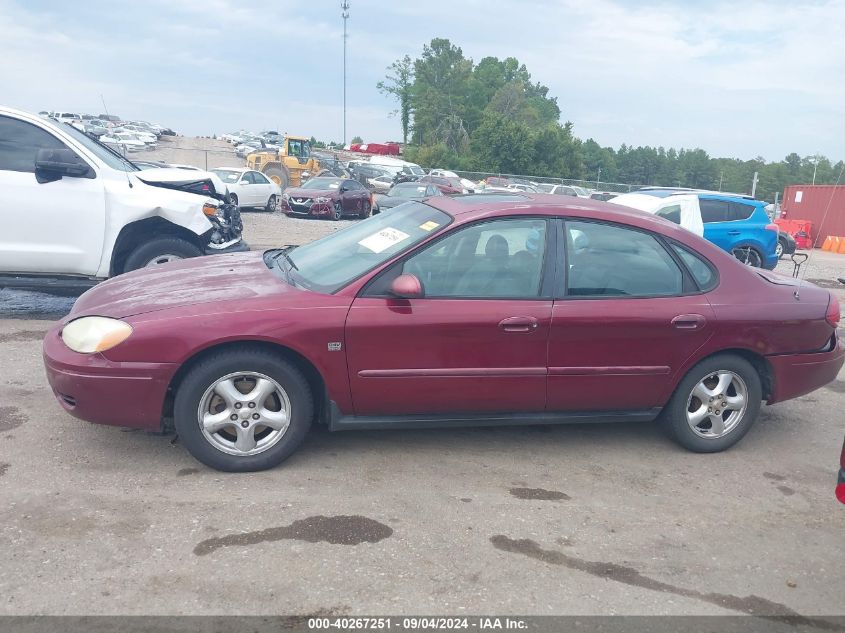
[
  {"left": 370, "top": 219, "right": 548, "bottom": 299},
  {"left": 0, "top": 116, "right": 68, "bottom": 173}
]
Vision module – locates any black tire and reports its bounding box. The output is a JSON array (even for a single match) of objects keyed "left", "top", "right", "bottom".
[
  {"left": 332, "top": 202, "right": 342, "bottom": 221},
  {"left": 265, "top": 194, "right": 277, "bottom": 213},
  {"left": 731, "top": 246, "right": 763, "bottom": 268},
  {"left": 173, "top": 348, "right": 314, "bottom": 472},
  {"left": 775, "top": 239, "right": 785, "bottom": 259},
  {"left": 660, "top": 353, "right": 762, "bottom": 453},
  {"left": 263, "top": 165, "right": 289, "bottom": 190},
  {"left": 122, "top": 237, "right": 203, "bottom": 273},
  {"left": 229, "top": 193, "right": 239, "bottom": 208},
  {"left": 359, "top": 201, "right": 372, "bottom": 219}
]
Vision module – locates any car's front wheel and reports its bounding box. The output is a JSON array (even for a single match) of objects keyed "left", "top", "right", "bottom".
[
  {"left": 661, "top": 354, "right": 762, "bottom": 452},
  {"left": 775, "top": 239, "right": 785, "bottom": 259},
  {"left": 266, "top": 194, "right": 277, "bottom": 213},
  {"left": 174, "top": 348, "right": 314, "bottom": 472},
  {"left": 332, "top": 202, "right": 343, "bottom": 221}
]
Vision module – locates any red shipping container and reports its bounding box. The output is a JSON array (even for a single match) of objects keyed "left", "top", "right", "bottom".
[{"left": 780, "top": 185, "right": 845, "bottom": 247}]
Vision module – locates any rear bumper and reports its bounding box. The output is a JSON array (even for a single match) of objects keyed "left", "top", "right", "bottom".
[
  {"left": 767, "top": 336, "right": 845, "bottom": 403},
  {"left": 43, "top": 325, "right": 176, "bottom": 430}
]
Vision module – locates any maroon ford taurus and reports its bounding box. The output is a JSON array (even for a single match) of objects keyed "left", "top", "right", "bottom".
[{"left": 43, "top": 194, "right": 844, "bottom": 472}]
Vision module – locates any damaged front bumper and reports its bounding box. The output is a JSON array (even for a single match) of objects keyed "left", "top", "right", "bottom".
[{"left": 205, "top": 201, "right": 249, "bottom": 253}]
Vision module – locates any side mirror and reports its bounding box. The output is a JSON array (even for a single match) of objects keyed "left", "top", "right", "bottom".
[
  {"left": 34, "top": 148, "right": 92, "bottom": 183},
  {"left": 389, "top": 274, "right": 423, "bottom": 299}
]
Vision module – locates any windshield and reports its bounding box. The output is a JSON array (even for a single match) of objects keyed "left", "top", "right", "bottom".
[
  {"left": 59, "top": 122, "right": 139, "bottom": 171},
  {"left": 287, "top": 202, "right": 451, "bottom": 293},
  {"left": 212, "top": 169, "right": 242, "bottom": 184},
  {"left": 301, "top": 177, "right": 341, "bottom": 190},
  {"left": 409, "top": 165, "right": 425, "bottom": 175},
  {"left": 390, "top": 184, "right": 429, "bottom": 198}
]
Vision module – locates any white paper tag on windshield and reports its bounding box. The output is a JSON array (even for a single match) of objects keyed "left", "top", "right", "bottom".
[{"left": 358, "top": 228, "right": 410, "bottom": 253}]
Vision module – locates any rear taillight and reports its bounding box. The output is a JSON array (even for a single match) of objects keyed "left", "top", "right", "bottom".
[
  {"left": 765, "top": 223, "right": 779, "bottom": 233},
  {"left": 826, "top": 294, "right": 841, "bottom": 328}
]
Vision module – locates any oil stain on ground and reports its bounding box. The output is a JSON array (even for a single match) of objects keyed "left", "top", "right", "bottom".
[
  {"left": 194, "top": 515, "right": 393, "bottom": 556},
  {"left": 763, "top": 472, "right": 786, "bottom": 482},
  {"left": 0, "top": 330, "right": 48, "bottom": 344},
  {"left": 0, "top": 406, "right": 27, "bottom": 432},
  {"left": 490, "top": 535, "right": 839, "bottom": 629},
  {"left": 0, "top": 463, "right": 9, "bottom": 477},
  {"left": 177, "top": 468, "right": 200, "bottom": 476},
  {"left": 509, "top": 487, "right": 571, "bottom": 501}
]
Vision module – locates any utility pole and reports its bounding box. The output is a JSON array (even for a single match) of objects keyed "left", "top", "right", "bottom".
[
  {"left": 596, "top": 167, "right": 601, "bottom": 190},
  {"left": 751, "top": 171, "right": 759, "bottom": 198},
  {"left": 341, "top": 1, "right": 350, "bottom": 147},
  {"left": 718, "top": 170, "right": 723, "bottom": 191},
  {"left": 812, "top": 159, "right": 818, "bottom": 185}
]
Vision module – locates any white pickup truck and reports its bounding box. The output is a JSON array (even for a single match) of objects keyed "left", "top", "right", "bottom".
[{"left": 0, "top": 106, "right": 247, "bottom": 290}]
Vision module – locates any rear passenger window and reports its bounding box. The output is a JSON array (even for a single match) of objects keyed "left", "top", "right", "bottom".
[
  {"left": 566, "top": 221, "right": 683, "bottom": 297},
  {"left": 657, "top": 204, "right": 682, "bottom": 224},
  {"left": 670, "top": 244, "right": 717, "bottom": 291},
  {"left": 730, "top": 202, "right": 755, "bottom": 221},
  {"left": 699, "top": 199, "right": 731, "bottom": 223}
]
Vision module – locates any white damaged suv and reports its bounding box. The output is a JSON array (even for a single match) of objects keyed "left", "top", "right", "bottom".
[{"left": 0, "top": 106, "right": 247, "bottom": 288}]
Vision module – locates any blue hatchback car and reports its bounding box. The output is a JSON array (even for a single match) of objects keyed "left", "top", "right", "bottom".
[{"left": 627, "top": 188, "right": 779, "bottom": 270}]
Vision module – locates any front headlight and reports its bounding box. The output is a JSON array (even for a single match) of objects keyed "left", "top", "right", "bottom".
[
  {"left": 61, "top": 317, "right": 133, "bottom": 354},
  {"left": 282, "top": 192, "right": 290, "bottom": 201},
  {"left": 203, "top": 200, "right": 221, "bottom": 217},
  {"left": 314, "top": 196, "right": 329, "bottom": 204}
]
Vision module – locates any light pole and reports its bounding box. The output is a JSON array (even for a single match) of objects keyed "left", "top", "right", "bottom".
[
  {"left": 596, "top": 166, "right": 601, "bottom": 190},
  {"left": 341, "top": 2, "right": 350, "bottom": 146},
  {"left": 812, "top": 158, "right": 818, "bottom": 185}
]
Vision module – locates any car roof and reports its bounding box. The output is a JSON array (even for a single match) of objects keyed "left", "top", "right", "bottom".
[{"left": 212, "top": 167, "right": 248, "bottom": 173}]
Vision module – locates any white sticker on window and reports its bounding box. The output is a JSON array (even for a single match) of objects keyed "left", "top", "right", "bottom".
[
  {"left": 358, "top": 228, "right": 410, "bottom": 253},
  {"left": 419, "top": 221, "right": 439, "bottom": 231}
]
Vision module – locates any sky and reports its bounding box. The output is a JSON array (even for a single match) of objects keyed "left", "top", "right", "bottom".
[{"left": 1, "top": 0, "right": 843, "bottom": 162}]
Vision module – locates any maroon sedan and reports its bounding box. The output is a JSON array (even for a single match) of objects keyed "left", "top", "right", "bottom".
[
  {"left": 43, "top": 194, "right": 844, "bottom": 472},
  {"left": 281, "top": 176, "right": 373, "bottom": 220}
]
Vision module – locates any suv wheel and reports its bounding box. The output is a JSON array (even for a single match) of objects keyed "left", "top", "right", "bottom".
[
  {"left": 123, "top": 237, "right": 203, "bottom": 272},
  {"left": 731, "top": 246, "right": 763, "bottom": 268}
]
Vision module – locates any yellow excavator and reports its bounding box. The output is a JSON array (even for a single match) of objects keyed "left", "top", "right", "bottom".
[{"left": 246, "top": 136, "right": 321, "bottom": 190}]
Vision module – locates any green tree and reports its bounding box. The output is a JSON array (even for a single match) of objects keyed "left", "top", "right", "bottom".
[
  {"left": 350, "top": 135, "right": 363, "bottom": 144},
  {"left": 377, "top": 55, "right": 414, "bottom": 145}
]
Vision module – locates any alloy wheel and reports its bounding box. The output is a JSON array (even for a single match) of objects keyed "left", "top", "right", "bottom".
[
  {"left": 145, "top": 254, "right": 183, "bottom": 266},
  {"left": 731, "top": 246, "right": 762, "bottom": 268},
  {"left": 685, "top": 370, "right": 748, "bottom": 439},
  {"left": 197, "top": 371, "right": 291, "bottom": 456}
]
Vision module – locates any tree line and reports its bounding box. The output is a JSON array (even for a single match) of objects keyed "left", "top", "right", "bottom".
[{"left": 376, "top": 38, "right": 843, "bottom": 201}]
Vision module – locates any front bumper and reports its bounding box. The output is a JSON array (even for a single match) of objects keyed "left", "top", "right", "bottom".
[
  {"left": 43, "top": 325, "right": 176, "bottom": 430},
  {"left": 767, "top": 336, "right": 845, "bottom": 403},
  {"left": 282, "top": 199, "right": 334, "bottom": 218}
]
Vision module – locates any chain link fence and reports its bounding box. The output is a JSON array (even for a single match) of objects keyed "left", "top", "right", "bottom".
[{"left": 448, "top": 170, "right": 636, "bottom": 193}]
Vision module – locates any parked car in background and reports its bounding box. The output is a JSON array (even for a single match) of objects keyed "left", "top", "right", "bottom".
[
  {"left": 116, "top": 127, "right": 157, "bottom": 145},
  {"left": 373, "top": 181, "right": 443, "bottom": 213},
  {"left": 776, "top": 230, "right": 796, "bottom": 258},
  {"left": 349, "top": 162, "right": 393, "bottom": 189},
  {"left": 211, "top": 168, "right": 281, "bottom": 212},
  {"left": 41, "top": 193, "right": 844, "bottom": 471},
  {"left": 98, "top": 114, "right": 122, "bottom": 124},
  {"left": 281, "top": 176, "right": 373, "bottom": 220},
  {"left": 419, "top": 174, "right": 463, "bottom": 195},
  {"left": 55, "top": 112, "right": 81, "bottom": 125},
  {"left": 71, "top": 121, "right": 108, "bottom": 137},
  {"left": 611, "top": 191, "right": 779, "bottom": 269},
  {"left": 507, "top": 183, "right": 540, "bottom": 193},
  {"left": 101, "top": 132, "right": 146, "bottom": 152},
  {"left": 550, "top": 184, "right": 581, "bottom": 197},
  {"left": 367, "top": 174, "right": 394, "bottom": 194},
  {"left": 590, "top": 191, "right": 620, "bottom": 201},
  {"left": 0, "top": 105, "right": 246, "bottom": 286}
]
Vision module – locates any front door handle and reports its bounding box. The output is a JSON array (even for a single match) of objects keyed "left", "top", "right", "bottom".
[
  {"left": 671, "top": 314, "right": 707, "bottom": 330},
  {"left": 499, "top": 316, "right": 539, "bottom": 333},
  {"left": 727, "top": 230, "right": 741, "bottom": 236}
]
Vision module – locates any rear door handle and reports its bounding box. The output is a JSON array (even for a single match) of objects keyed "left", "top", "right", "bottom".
[
  {"left": 499, "top": 316, "right": 539, "bottom": 333},
  {"left": 671, "top": 314, "right": 707, "bottom": 330}
]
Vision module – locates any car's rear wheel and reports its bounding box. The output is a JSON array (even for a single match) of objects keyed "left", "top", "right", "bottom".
[
  {"left": 731, "top": 246, "right": 763, "bottom": 268},
  {"left": 174, "top": 349, "right": 313, "bottom": 472},
  {"left": 775, "top": 239, "right": 785, "bottom": 259},
  {"left": 265, "top": 194, "right": 277, "bottom": 213},
  {"left": 661, "top": 354, "right": 762, "bottom": 452},
  {"left": 123, "top": 237, "right": 203, "bottom": 272}
]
